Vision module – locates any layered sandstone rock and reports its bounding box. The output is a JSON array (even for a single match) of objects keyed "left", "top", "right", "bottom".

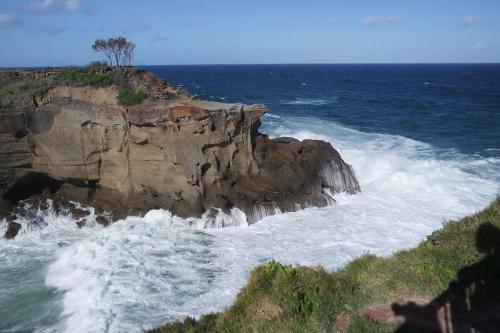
[{"left": 0, "top": 68, "right": 360, "bottom": 233}]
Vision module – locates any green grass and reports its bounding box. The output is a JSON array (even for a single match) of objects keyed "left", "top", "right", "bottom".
[
  {"left": 147, "top": 198, "right": 500, "bottom": 333},
  {"left": 1, "top": 64, "right": 154, "bottom": 112},
  {"left": 117, "top": 89, "right": 148, "bottom": 105},
  {"left": 62, "top": 64, "right": 149, "bottom": 105},
  {"left": 59, "top": 64, "right": 114, "bottom": 86},
  {"left": 1, "top": 63, "right": 118, "bottom": 112}
]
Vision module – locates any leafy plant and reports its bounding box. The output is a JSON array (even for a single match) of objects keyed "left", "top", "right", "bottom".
[
  {"left": 263, "top": 260, "right": 295, "bottom": 276},
  {"left": 117, "top": 89, "right": 148, "bottom": 105},
  {"left": 59, "top": 64, "right": 113, "bottom": 87}
]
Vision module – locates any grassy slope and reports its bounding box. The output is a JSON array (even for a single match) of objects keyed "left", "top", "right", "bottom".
[
  {"left": 0, "top": 64, "right": 148, "bottom": 111},
  {"left": 149, "top": 198, "right": 500, "bottom": 333}
]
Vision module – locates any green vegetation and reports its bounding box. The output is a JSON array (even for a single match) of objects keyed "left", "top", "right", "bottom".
[
  {"left": 63, "top": 62, "right": 149, "bottom": 105},
  {"left": 1, "top": 70, "right": 56, "bottom": 112},
  {"left": 0, "top": 63, "right": 110, "bottom": 112},
  {"left": 60, "top": 63, "right": 114, "bottom": 86},
  {"left": 0, "top": 63, "right": 152, "bottom": 112},
  {"left": 148, "top": 198, "right": 500, "bottom": 333},
  {"left": 117, "top": 89, "right": 148, "bottom": 105}
]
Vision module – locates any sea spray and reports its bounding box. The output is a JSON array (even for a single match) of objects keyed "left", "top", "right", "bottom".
[
  {"left": 247, "top": 203, "right": 283, "bottom": 224},
  {"left": 320, "top": 162, "right": 360, "bottom": 194},
  {"left": 190, "top": 207, "right": 249, "bottom": 228}
]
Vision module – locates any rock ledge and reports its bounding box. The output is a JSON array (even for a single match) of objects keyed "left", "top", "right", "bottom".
[{"left": 0, "top": 68, "right": 360, "bottom": 235}]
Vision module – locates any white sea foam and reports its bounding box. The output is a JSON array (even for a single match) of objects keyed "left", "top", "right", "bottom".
[
  {"left": 188, "top": 207, "right": 249, "bottom": 228},
  {"left": 1, "top": 116, "right": 498, "bottom": 333},
  {"left": 281, "top": 97, "right": 337, "bottom": 106},
  {"left": 264, "top": 113, "right": 281, "bottom": 119}
]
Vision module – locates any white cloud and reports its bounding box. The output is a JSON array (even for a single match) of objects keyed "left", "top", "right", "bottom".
[
  {"left": 361, "top": 15, "right": 400, "bottom": 26},
  {"left": 64, "top": 0, "right": 80, "bottom": 11},
  {"left": 464, "top": 15, "right": 482, "bottom": 26},
  {"left": 0, "top": 13, "right": 18, "bottom": 29},
  {"left": 25, "top": 0, "right": 81, "bottom": 14},
  {"left": 328, "top": 16, "right": 343, "bottom": 25}
]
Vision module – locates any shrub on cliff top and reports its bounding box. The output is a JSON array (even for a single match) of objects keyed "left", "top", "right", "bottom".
[
  {"left": 117, "top": 89, "right": 148, "bottom": 105},
  {"left": 263, "top": 260, "right": 294, "bottom": 275},
  {"left": 60, "top": 64, "right": 113, "bottom": 87}
]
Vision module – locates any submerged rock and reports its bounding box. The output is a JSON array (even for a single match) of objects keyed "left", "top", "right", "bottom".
[
  {"left": 4, "top": 221, "right": 21, "bottom": 239},
  {"left": 70, "top": 207, "right": 89, "bottom": 220},
  {"left": 0, "top": 67, "right": 360, "bottom": 225},
  {"left": 95, "top": 216, "right": 110, "bottom": 226}
]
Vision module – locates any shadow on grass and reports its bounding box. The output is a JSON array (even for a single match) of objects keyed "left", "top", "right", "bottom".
[{"left": 392, "top": 222, "right": 500, "bottom": 332}]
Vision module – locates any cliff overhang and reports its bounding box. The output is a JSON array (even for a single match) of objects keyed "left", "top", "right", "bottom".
[{"left": 0, "top": 67, "right": 360, "bottom": 236}]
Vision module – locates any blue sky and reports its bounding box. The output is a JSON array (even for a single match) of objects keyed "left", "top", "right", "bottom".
[{"left": 0, "top": 0, "right": 498, "bottom": 66}]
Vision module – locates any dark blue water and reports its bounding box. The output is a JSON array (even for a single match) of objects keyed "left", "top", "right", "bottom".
[{"left": 143, "top": 64, "right": 500, "bottom": 157}]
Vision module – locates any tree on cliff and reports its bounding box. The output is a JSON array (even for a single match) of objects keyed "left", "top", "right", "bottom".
[{"left": 91, "top": 37, "right": 135, "bottom": 69}]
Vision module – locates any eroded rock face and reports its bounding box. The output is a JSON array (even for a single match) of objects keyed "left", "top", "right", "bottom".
[{"left": 0, "top": 69, "right": 360, "bottom": 228}]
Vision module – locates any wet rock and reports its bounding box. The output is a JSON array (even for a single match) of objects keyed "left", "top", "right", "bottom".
[
  {"left": 4, "top": 221, "right": 21, "bottom": 239},
  {"left": 126, "top": 208, "right": 143, "bottom": 217},
  {"left": 95, "top": 215, "right": 109, "bottom": 226},
  {"left": 70, "top": 207, "right": 88, "bottom": 220},
  {"left": 38, "top": 199, "right": 51, "bottom": 212},
  {"left": 76, "top": 221, "right": 85, "bottom": 229},
  {"left": 0, "top": 209, "right": 11, "bottom": 222}
]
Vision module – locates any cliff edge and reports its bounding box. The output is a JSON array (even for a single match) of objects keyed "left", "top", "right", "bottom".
[{"left": 0, "top": 66, "right": 360, "bottom": 234}]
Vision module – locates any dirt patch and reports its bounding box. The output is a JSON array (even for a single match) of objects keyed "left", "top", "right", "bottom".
[{"left": 253, "top": 298, "right": 284, "bottom": 321}]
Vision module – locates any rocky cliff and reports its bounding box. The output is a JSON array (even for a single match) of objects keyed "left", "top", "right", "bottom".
[{"left": 0, "top": 67, "right": 359, "bottom": 235}]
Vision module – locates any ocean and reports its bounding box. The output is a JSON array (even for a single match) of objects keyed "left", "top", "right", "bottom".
[{"left": 1, "top": 64, "right": 499, "bottom": 332}]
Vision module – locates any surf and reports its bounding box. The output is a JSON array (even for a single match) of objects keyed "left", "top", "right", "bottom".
[{"left": 1, "top": 114, "right": 498, "bottom": 332}]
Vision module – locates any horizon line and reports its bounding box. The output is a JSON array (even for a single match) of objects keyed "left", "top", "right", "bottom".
[
  {"left": 141, "top": 62, "right": 500, "bottom": 66},
  {"left": 3, "top": 62, "right": 500, "bottom": 69}
]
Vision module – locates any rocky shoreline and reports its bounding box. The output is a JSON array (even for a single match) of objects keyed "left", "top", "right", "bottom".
[{"left": 0, "top": 67, "right": 360, "bottom": 238}]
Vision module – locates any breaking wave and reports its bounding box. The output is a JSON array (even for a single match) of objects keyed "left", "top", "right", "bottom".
[
  {"left": 281, "top": 97, "right": 338, "bottom": 106},
  {"left": 0, "top": 116, "right": 498, "bottom": 333}
]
